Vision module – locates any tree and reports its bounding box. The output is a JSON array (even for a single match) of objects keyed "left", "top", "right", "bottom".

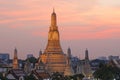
[
  {"left": 64, "top": 74, "right": 84, "bottom": 80},
  {"left": 93, "top": 64, "right": 120, "bottom": 80},
  {"left": 74, "top": 74, "right": 84, "bottom": 80},
  {"left": 0, "top": 73, "right": 8, "bottom": 80},
  {"left": 26, "top": 57, "right": 37, "bottom": 63},
  {"left": 25, "top": 74, "right": 37, "bottom": 80},
  {"left": 51, "top": 72, "right": 64, "bottom": 80},
  {"left": 25, "top": 57, "right": 37, "bottom": 68}
]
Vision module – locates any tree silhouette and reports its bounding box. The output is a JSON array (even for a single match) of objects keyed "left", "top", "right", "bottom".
[{"left": 93, "top": 64, "right": 120, "bottom": 80}]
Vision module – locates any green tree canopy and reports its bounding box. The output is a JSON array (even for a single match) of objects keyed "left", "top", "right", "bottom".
[
  {"left": 51, "top": 72, "right": 64, "bottom": 80},
  {"left": 93, "top": 64, "right": 120, "bottom": 80},
  {"left": 26, "top": 57, "right": 37, "bottom": 63}
]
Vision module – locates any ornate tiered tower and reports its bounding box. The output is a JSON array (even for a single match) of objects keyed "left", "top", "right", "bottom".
[
  {"left": 13, "top": 48, "right": 19, "bottom": 69},
  {"left": 83, "top": 49, "right": 92, "bottom": 78},
  {"left": 64, "top": 48, "right": 74, "bottom": 76},
  {"left": 44, "top": 9, "right": 63, "bottom": 54},
  {"left": 67, "top": 47, "right": 72, "bottom": 59},
  {"left": 85, "top": 48, "right": 89, "bottom": 60},
  {"left": 24, "top": 59, "right": 31, "bottom": 74},
  {"left": 41, "top": 9, "right": 66, "bottom": 73}
]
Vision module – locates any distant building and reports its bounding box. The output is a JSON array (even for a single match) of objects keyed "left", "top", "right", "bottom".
[
  {"left": 98, "top": 56, "right": 107, "bottom": 60},
  {"left": 71, "top": 56, "right": 79, "bottom": 66},
  {"left": 32, "top": 59, "right": 50, "bottom": 80},
  {"left": 0, "top": 53, "right": 11, "bottom": 73},
  {"left": 0, "top": 53, "right": 9, "bottom": 61},
  {"left": 24, "top": 59, "right": 32, "bottom": 74},
  {"left": 71, "top": 56, "right": 80, "bottom": 73},
  {"left": 90, "top": 59, "right": 107, "bottom": 72},
  {"left": 0, "top": 63, "right": 12, "bottom": 73},
  {"left": 13, "top": 48, "right": 19, "bottom": 69},
  {"left": 82, "top": 49, "right": 92, "bottom": 78},
  {"left": 64, "top": 48, "right": 74, "bottom": 76},
  {"left": 0, "top": 55, "right": 12, "bottom": 73},
  {"left": 108, "top": 55, "right": 119, "bottom": 60},
  {"left": 108, "top": 55, "right": 120, "bottom": 68},
  {"left": 6, "top": 69, "right": 27, "bottom": 80},
  {"left": 76, "top": 49, "right": 92, "bottom": 79},
  {"left": 109, "top": 59, "right": 120, "bottom": 68},
  {"left": 6, "top": 48, "right": 27, "bottom": 80},
  {"left": 27, "top": 54, "right": 33, "bottom": 59}
]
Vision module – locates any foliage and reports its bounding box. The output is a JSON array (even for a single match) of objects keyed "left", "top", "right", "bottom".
[
  {"left": 74, "top": 74, "right": 84, "bottom": 80},
  {"left": 25, "top": 74, "right": 37, "bottom": 80},
  {"left": 0, "top": 73, "right": 8, "bottom": 80},
  {"left": 51, "top": 72, "right": 84, "bottom": 80},
  {"left": 51, "top": 72, "right": 64, "bottom": 80},
  {"left": 26, "top": 57, "right": 37, "bottom": 63},
  {"left": 93, "top": 64, "right": 120, "bottom": 80}
]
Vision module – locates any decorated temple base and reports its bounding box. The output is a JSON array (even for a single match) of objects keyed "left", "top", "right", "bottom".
[{"left": 41, "top": 53, "right": 66, "bottom": 73}]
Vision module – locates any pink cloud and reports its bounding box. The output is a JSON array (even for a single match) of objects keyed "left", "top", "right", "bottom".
[
  {"left": 60, "top": 25, "right": 120, "bottom": 40},
  {"left": 32, "top": 31, "right": 47, "bottom": 37}
]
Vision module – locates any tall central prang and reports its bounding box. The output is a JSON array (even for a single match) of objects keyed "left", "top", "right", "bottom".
[
  {"left": 44, "top": 9, "right": 63, "bottom": 54},
  {"left": 40, "top": 9, "right": 66, "bottom": 73}
]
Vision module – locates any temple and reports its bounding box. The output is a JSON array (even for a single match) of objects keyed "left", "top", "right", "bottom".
[
  {"left": 40, "top": 9, "right": 66, "bottom": 73},
  {"left": 13, "top": 48, "right": 19, "bottom": 69}
]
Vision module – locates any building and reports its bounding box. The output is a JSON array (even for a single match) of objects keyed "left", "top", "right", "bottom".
[
  {"left": 76, "top": 49, "right": 92, "bottom": 79},
  {"left": 108, "top": 55, "right": 119, "bottom": 60},
  {"left": 109, "top": 59, "right": 120, "bottom": 68},
  {"left": 6, "top": 48, "right": 27, "bottom": 80},
  {"left": 40, "top": 9, "right": 66, "bottom": 73},
  {"left": 90, "top": 59, "right": 107, "bottom": 72},
  {"left": 64, "top": 48, "right": 74, "bottom": 76},
  {"left": 13, "top": 48, "right": 19, "bottom": 69},
  {"left": 82, "top": 49, "right": 92, "bottom": 78},
  {"left": 31, "top": 59, "right": 50, "bottom": 80},
  {"left": 0, "top": 53, "right": 9, "bottom": 61},
  {"left": 24, "top": 59, "right": 32, "bottom": 74},
  {"left": 27, "top": 54, "right": 33, "bottom": 59},
  {"left": 76, "top": 59, "right": 82, "bottom": 75},
  {"left": 0, "top": 54, "right": 11, "bottom": 73},
  {"left": 6, "top": 69, "right": 26, "bottom": 80},
  {"left": 0, "top": 63, "right": 12, "bottom": 73},
  {"left": 98, "top": 56, "right": 107, "bottom": 60}
]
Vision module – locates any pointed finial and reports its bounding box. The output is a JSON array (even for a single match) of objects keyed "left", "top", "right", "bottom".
[
  {"left": 53, "top": 8, "right": 55, "bottom": 13},
  {"left": 79, "top": 54, "right": 81, "bottom": 59},
  {"left": 68, "top": 46, "right": 71, "bottom": 51},
  {"left": 14, "top": 47, "right": 17, "bottom": 52},
  {"left": 39, "top": 49, "right": 42, "bottom": 56},
  {"left": 85, "top": 48, "right": 89, "bottom": 60}
]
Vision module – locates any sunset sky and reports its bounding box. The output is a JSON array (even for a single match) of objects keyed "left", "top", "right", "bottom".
[{"left": 0, "top": 0, "right": 120, "bottom": 59}]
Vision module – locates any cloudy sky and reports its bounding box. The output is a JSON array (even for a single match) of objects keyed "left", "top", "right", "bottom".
[{"left": 0, "top": 0, "right": 120, "bottom": 59}]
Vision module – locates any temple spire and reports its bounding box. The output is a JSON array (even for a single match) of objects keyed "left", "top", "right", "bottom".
[
  {"left": 40, "top": 9, "right": 67, "bottom": 73},
  {"left": 53, "top": 8, "right": 55, "bottom": 13},
  {"left": 13, "top": 48, "right": 19, "bottom": 69},
  {"left": 51, "top": 8, "right": 57, "bottom": 27},
  {"left": 44, "top": 9, "right": 62, "bottom": 54},
  {"left": 64, "top": 54, "right": 74, "bottom": 76},
  {"left": 85, "top": 48, "right": 89, "bottom": 60},
  {"left": 67, "top": 47, "right": 72, "bottom": 59},
  {"left": 39, "top": 49, "right": 42, "bottom": 57}
]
